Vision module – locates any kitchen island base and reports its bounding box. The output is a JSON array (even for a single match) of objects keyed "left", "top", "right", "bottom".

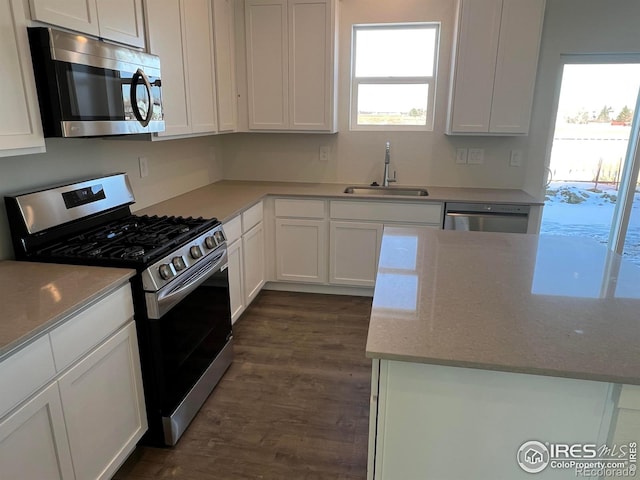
[{"left": 369, "top": 359, "right": 639, "bottom": 479}]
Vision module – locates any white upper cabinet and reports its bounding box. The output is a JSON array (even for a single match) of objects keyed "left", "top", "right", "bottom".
[
  {"left": 95, "top": 0, "right": 145, "bottom": 48},
  {"left": 244, "top": 0, "right": 337, "bottom": 132},
  {"left": 447, "top": 0, "right": 545, "bottom": 135},
  {"left": 29, "top": 0, "right": 145, "bottom": 47},
  {"left": 145, "top": 0, "right": 218, "bottom": 138},
  {"left": 212, "top": 0, "right": 238, "bottom": 132},
  {"left": 0, "top": 0, "right": 45, "bottom": 158}
]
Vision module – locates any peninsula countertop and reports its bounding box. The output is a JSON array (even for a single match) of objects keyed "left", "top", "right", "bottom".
[
  {"left": 137, "top": 180, "right": 542, "bottom": 222},
  {"left": 366, "top": 228, "right": 640, "bottom": 385},
  {"left": 0, "top": 261, "right": 135, "bottom": 359}
]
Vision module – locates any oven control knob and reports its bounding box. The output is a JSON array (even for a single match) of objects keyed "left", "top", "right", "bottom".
[
  {"left": 204, "top": 236, "right": 216, "bottom": 249},
  {"left": 190, "top": 245, "right": 203, "bottom": 259},
  {"left": 159, "top": 264, "right": 175, "bottom": 280},
  {"left": 172, "top": 256, "right": 186, "bottom": 271}
]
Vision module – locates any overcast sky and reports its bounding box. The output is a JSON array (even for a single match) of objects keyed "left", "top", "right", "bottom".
[{"left": 557, "top": 64, "right": 640, "bottom": 119}]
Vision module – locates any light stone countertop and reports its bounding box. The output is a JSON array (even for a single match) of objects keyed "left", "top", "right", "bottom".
[
  {"left": 0, "top": 261, "right": 135, "bottom": 359},
  {"left": 137, "top": 180, "right": 542, "bottom": 222},
  {"left": 366, "top": 227, "right": 640, "bottom": 385}
]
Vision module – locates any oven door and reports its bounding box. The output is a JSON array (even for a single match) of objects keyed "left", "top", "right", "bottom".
[{"left": 144, "top": 247, "right": 233, "bottom": 445}]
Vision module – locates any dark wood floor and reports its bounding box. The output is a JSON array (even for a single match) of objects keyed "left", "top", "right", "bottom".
[{"left": 115, "top": 290, "right": 373, "bottom": 480}]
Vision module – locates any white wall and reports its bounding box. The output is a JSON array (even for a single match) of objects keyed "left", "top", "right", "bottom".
[
  {"left": 0, "top": 136, "right": 222, "bottom": 260},
  {"left": 524, "top": 0, "right": 640, "bottom": 198},
  {"left": 220, "top": 0, "right": 532, "bottom": 188}
]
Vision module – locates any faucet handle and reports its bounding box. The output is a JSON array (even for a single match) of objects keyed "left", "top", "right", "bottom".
[{"left": 389, "top": 170, "right": 397, "bottom": 183}]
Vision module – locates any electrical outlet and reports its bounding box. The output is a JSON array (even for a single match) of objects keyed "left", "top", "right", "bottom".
[
  {"left": 455, "top": 148, "right": 468, "bottom": 164},
  {"left": 319, "top": 145, "right": 330, "bottom": 162},
  {"left": 510, "top": 149, "right": 523, "bottom": 167},
  {"left": 139, "top": 156, "right": 149, "bottom": 178},
  {"left": 468, "top": 148, "right": 484, "bottom": 165}
]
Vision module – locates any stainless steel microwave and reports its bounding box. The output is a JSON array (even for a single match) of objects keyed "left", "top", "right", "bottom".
[{"left": 28, "top": 27, "right": 164, "bottom": 137}]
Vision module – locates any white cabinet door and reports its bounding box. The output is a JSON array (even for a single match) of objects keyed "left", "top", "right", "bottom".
[
  {"left": 29, "top": 0, "right": 100, "bottom": 36},
  {"left": 145, "top": 0, "right": 191, "bottom": 137},
  {"left": 275, "top": 218, "right": 327, "bottom": 283},
  {"left": 183, "top": 0, "right": 218, "bottom": 134},
  {"left": 213, "top": 0, "right": 238, "bottom": 132},
  {"left": 372, "top": 361, "right": 613, "bottom": 479},
  {"left": 330, "top": 221, "right": 382, "bottom": 287},
  {"left": 95, "top": 0, "right": 145, "bottom": 47},
  {"left": 288, "top": 0, "right": 332, "bottom": 130},
  {"left": 245, "top": 0, "right": 288, "bottom": 129},
  {"left": 58, "top": 321, "right": 146, "bottom": 480},
  {"left": 0, "top": 0, "right": 45, "bottom": 157},
  {"left": 0, "top": 382, "right": 75, "bottom": 480},
  {"left": 489, "top": 0, "right": 545, "bottom": 134},
  {"left": 227, "top": 238, "right": 245, "bottom": 324},
  {"left": 448, "top": 0, "right": 502, "bottom": 133},
  {"left": 243, "top": 222, "right": 265, "bottom": 303},
  {"left": 145, "top": 0, "right": 218, "bottom": 138}
]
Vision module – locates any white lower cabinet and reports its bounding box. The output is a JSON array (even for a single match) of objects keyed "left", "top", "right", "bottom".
[
  {"left": 243, "top": 221, "right": 265, "bottom": 303},
  {"left": 0, "top": 284, "right": 146, "bottom": 480},
  {"left": 275, "top": 218, "right": 327, "bottom": 283},
  {"left": 0, "top": 382, "right": 74, "bottom": 480},
  {"left": 369, "top": 360, "right": 616, "bottom": 480},
  {"left": 58, "top": 321, "right": 146, "bottom": 480},
  {"left": 227, "top": 238, "right": 245, "bottom": 324},
  {"left": 223, "top": 205, "right": 265, "bottom": 323},
  {"left": 329, "top": 221, "right": 382, "bottom": 287}
]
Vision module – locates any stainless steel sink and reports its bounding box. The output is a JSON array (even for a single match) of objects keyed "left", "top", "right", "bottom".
[{"left": 343, "top": 186, "right": 429, "bottom": 196}]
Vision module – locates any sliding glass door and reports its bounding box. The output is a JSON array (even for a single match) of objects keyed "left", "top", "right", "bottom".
[{"left": 541, "top": 56, "right": 640, "bottom": 266}]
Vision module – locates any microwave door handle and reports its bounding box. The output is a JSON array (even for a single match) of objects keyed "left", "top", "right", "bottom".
[{"left": 130, "top": 68, "right": 154, "bottom": 127}]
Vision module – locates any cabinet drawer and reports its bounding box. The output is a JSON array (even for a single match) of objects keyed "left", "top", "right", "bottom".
[
  {"left": 242, "top": 201, "right": 263, "bottom": 232},
  {"left": 223, "top": 215, "right": 242, "bottom": 244},
  {"left": 275, "top": 198, "right": 325, "bottom": 218},
  {"left": 330, "top": 201, "right": 443, "bottom": 225},
  {"left": 49, "top": 284, "right": 134, "bottom": 373},
  {"left": 0, "top": 335, "right": 56, "bottom": 418}
]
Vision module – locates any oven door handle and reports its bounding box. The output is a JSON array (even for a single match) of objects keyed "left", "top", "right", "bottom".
[{"left": 149, "top": 249, "right": 227, "bottom": 319}]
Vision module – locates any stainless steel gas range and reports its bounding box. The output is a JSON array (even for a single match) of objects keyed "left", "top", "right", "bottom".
[{"left": 5, "top": 173, "right": 233, "bottom": 446}]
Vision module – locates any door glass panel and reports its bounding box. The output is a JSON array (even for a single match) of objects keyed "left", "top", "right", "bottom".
[
  {"left": 60, "top": 63, "right": 126, "bottom": 120},
  {"left": 541, "top": 63, "right": 640, "bottom": 254},
  {"left": 621, "top": 185, "right": 640, "bottom": 266}
]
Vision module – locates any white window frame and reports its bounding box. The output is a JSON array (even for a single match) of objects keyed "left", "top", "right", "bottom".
[{"left": 350, "top": 23, "right": 440, "bottom": 132}]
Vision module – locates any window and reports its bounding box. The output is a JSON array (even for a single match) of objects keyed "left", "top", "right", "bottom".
[{"left": 350, "top": 23, "right": 440, "bottom": 131}]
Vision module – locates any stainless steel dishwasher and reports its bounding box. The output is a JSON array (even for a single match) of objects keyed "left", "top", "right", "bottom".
[{"left": 443, "top": 202, "right": 530, "bottom": 233}]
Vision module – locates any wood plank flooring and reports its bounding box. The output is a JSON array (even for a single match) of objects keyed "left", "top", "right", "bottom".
[{"left": 115, "top": 291, "right": 373, "bottom": 480}]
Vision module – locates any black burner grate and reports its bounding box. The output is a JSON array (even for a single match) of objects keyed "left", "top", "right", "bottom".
[{"left": 36, "top": 214, "right": 219, "bottom": 266}]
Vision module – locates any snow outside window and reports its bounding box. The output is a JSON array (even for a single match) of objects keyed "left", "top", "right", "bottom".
[{"left": 350, "top": 23, "right": 440, "bottom": 131}]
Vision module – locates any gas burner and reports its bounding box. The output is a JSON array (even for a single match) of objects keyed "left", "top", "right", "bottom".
[
  {"left": 176, "top": 225, "right": 190, "bottom": 234},
  {"left": 122, "top": 246, "right": 145, "bottom": 259}
]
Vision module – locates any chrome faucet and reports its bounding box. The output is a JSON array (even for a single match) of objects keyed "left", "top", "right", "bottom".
[{"left": 382, "top": 141, "right": 397, "bottom": 186}]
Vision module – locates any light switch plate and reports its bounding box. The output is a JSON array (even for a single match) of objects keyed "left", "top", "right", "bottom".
[
  {"left": 468, "top": 148, "right": 484, "bottom": 165},
  {"left": 510, "top": 149, "right": 523, "bottom": 167},
  {"left": 319, "top": 145, "right": 330, "bottom": 162},
  {"left": 455, "top": 148, "right": 468, "bottom": 164},
  {"left": 138, "top": 157, "right": 149, "bottom": 178}
]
